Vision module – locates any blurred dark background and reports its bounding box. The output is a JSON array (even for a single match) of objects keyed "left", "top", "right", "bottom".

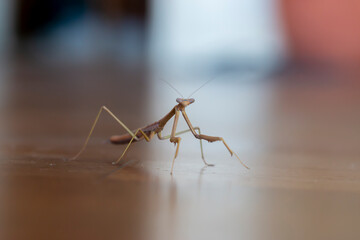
[
  {"left": 10, "top": 0, "right": 148, "bottom": 65},
  {"left": 16, "top": 0, "right": 147, "bottom": 39}
]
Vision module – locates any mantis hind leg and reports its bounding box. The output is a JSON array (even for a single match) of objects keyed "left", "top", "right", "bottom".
[
  {"left": 113, "top": 128, "right": 150, "bottom": 165},
  {"left": 70, "top": 106, "right": 139, "bottom": 161}
]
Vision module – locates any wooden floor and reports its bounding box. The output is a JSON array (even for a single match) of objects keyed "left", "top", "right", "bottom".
[{"left": 0, "top": 61, "right": 359, "bottom": 240}]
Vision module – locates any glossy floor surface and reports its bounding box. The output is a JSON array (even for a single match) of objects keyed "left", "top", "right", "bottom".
[{"left": 0, "top": 61, "right": 359, "bottom": 240}]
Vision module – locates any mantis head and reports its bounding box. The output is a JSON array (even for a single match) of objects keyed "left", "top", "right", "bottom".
[{"left": 176, "top": 98, "right": 195, "bottom": 107}]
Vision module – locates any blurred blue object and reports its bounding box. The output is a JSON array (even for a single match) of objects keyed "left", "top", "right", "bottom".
[{"left": 149, "top": 0, "right": 286, "bottom": 74}]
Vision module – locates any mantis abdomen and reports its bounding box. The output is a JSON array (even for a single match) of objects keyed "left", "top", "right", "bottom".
[
  {"left": 110, "top": 133, "right": 139, "bottom": 144},
  {"left": 109, "top": 122, "right": 160, "bottom": 144}
]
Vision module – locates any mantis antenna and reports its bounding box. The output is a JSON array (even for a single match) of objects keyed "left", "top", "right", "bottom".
[
  {"left": 159, "top": 78, "right": 184, "bottom": 98},
  {"left": 188, "top": 76, "right": 217, "bottom": 98}
]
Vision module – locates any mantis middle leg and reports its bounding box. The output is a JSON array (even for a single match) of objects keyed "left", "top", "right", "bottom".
[
  {"left": 181, "top": 110, "right": 249, "bottom": 169},
  {"left": 158, "top": 127, "right": 214, "bottom": 166}
]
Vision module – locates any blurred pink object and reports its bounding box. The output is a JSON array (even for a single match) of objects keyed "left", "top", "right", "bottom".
[{"left": 281, "top": 0, "right": 360, "bottom": 67}]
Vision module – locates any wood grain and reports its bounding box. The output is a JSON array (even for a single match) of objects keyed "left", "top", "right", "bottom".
[{"left": 0, "top": 62, "right": 359, "bottom": 240}]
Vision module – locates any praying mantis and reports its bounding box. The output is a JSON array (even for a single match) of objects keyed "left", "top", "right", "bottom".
[{"left": 71, "top": 80, "right": 249, "bottom": 174}]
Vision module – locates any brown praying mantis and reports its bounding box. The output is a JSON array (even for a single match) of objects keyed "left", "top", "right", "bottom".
[{"left": 70, "top": 80, "right": 249, "bottom": 174}]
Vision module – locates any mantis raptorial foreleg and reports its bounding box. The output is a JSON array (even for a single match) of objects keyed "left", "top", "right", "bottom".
[
  {"left": 169, "top": 110, "right": 181, "bottom": 174},
  {"left": 70, "top": 106, "right": 138, "bottom": 161},
  {"left": 158, "top": 127, "right": 214, "bottom": 166},
  {"left": 112, "top": 128, "right": 150, "bottom": 165}
]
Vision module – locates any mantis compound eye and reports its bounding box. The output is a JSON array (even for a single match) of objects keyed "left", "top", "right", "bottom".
[{"left": 176, "top": 98, "right": 184, "bottom": 103}]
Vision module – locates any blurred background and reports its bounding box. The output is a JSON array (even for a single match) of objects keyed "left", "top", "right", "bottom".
[
  {"left": 1, "top": 0, "right": 360, "bottom": 70},
  {"left": 0, "top": 0, "right": 286, "bottom": 71},
  {"left": 1, "top": 1, "right": 360, "bottom": 240}
]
